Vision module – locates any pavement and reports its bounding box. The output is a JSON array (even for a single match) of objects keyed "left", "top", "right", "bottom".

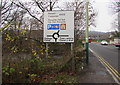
[{"left": 77, "top": 50, "right": 119, "bottom": 84}]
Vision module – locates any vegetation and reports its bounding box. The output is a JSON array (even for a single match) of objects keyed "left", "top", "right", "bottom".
[
  {"left": 1, "top": 0, "right": 96, "bottom": 83},
  {"left": 110, "top": 0, "right": 120, "bottom": 32},
  {"left": 112, "top": 31, "right": 120, "bottom": 37},
  {"left": 2, "top": 30, "right": 85, "bottom": 83}
]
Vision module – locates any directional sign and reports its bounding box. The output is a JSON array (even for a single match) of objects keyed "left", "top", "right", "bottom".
[{"left": 43, "top": 11, "right": 74, "bottom": 43}]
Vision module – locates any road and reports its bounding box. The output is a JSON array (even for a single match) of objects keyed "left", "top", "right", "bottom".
[{"left": 89, "top": 42, "right": 120, "bottom": 73}]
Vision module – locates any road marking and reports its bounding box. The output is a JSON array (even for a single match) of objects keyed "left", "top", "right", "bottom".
[
  {"left": 97, "top": 55, "right": 120, "bottom": 80},
  {"left": 100, "top": 56, "right": 120, "bottom": 77},
  {"left": 89, "top": 48, "right": 120, "bottom": 84},
  {"left": 97, "top": 56, "right": 120, "bottom": 84},
  {"left": 89, "top": 48, "right": 119, "bottom": 76}
]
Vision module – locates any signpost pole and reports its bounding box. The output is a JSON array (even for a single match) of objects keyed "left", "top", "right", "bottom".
[
  {"left": 85, "top": 0, "right": 89, "bottom": 64},
  {"left": 46, "top": 43, "right": 48, "bottom": 58},
  {"left": 71, "top": 43, "right": 75, "bottom": 72}
]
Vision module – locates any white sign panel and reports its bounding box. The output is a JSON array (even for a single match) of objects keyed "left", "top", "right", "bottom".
[{"left": 43, "top": 11, "right": 74, "bottom": 43}]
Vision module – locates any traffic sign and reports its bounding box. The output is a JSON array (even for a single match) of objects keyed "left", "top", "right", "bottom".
[
  {"left": 47, "top": 24, "right": 60, "bottom": 30},
  {"left": 44, "top": 11, "right": 74, "bottom": 43}
]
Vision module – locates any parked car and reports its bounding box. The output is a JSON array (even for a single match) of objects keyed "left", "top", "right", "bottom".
[{"left": 101, "top": 40, "right": 108, "bottom": 45}]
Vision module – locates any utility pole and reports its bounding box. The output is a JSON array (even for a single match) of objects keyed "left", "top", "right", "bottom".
[{"left": 85, "top": 0, "right": 89, "bottom": 64}]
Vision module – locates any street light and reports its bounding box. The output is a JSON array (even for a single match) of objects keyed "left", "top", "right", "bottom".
[{"left": 85, "top": 0, "right": 89, "bottom": 64}]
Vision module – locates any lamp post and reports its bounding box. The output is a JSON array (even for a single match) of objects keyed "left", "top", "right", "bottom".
[{"left": 85, "top": 0, "right": 89, "bottom": 64}]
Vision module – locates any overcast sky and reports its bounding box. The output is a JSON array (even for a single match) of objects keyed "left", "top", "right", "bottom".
[
  {"left": 89, "top": 0, "right": 116, "bottom": 32},
  {"left": 62, "top": 0, "right": 116, "bottom": 32}
]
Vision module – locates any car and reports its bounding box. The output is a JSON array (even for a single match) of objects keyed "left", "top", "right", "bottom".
[
  {"left": 101, "top": 40, "right": 108, "bottom": 45},
  {"left": 88, "top": 39, "right": 92, "bottom": 43}
]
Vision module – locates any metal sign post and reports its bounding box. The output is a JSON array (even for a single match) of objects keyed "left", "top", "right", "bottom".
[
  {"left": 71, "top": 43, "right": 75, "bottom": 72},
  {"left": 46, "top": 43, "right": 48, "bottom": 58},
  {"left": 43, "top": 11, "right": 74, "bottom": 71}
]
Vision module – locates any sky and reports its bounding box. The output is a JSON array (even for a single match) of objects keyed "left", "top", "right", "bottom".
[
  {"left": 58, "top": 0, "right": 116, "bottom": 32},
  {"left": 89, "top": 0, "right": 116, "bottom": 32}
]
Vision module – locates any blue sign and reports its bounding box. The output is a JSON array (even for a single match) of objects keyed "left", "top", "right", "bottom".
[{"left": 47, "top": 24, "right": 60, "bottom": 30}]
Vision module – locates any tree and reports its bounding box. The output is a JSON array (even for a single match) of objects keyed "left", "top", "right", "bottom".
[
  {"left": 111, "top": 0, "right": 120, "bottom": 13},
  {"left": 11, "top": 0, "right": 59, "bottom": 26},
  {"left": 110, "top": 0, "right": 120, "bottom": 33},
  {"left": 64, "top": 0, "right": 97, "bottom": 39},
  {"left": 0, "top": 0, "right": 19, "bottom": 30}
]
